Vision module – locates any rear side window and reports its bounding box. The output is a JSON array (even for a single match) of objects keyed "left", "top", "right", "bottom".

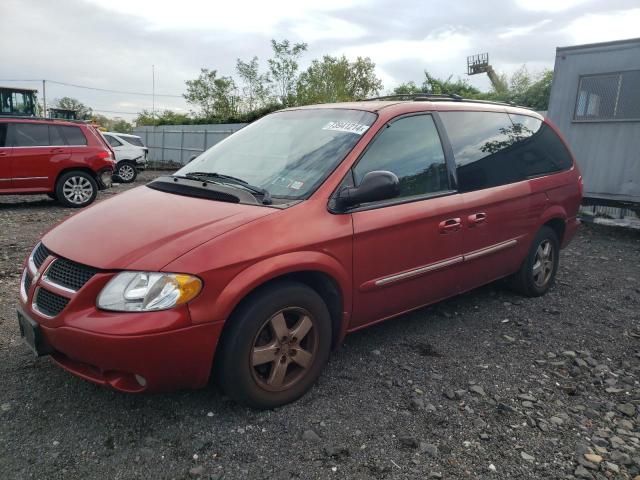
[
  {"left": 104, "top": 134, "right": 122, "bottom": 147},
  {"left": 508, "top": 115, "right": 573, "bottom": 176},
  {"left": 0, "top": 124, "right": 6, "bottom": 147},
  {"left": 59, "top": 126, "right": 88, "bottom": 146},
  {"left": 122, "top": 136, "right": 144, "bottom": 147},
  {"left": 48, "top": 125, "right": 65, "bottom": 146},
  {"left": 8, "top": 123, "right": 50, "bottom": 146},
  {"left": 353, "top": 115, "right": 449, "bottom": 199},
  {"left": 440, "top": 111, "right": 571, "bottom": 192}
]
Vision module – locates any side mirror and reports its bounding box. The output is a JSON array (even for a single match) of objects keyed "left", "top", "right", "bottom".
[
  {"left": 337, "top": 170, "right": 400, "bottom": 209},
  {"left": 188, "top": 154, "right": 198, "bottom": 163}
]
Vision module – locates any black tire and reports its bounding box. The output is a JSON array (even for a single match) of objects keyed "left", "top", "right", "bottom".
[
  {"left": 216, "top": 281, "right": 332, "bottom": 409},
  {"left": 510, "top": 226, "right": 560, "bottom": 297},
  {"left": 115, "top": 161, "right": 137, "bottom": 183},
  {"left": 46, "top": 193, "right": 57, "bottom": 200},
  {"left": 55, "top": 171, "right": 98, "bottom": 208}
]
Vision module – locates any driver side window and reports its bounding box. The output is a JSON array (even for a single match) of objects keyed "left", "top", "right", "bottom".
[{"left": 353, "top": 114, "right": 449, "bottom": 199}]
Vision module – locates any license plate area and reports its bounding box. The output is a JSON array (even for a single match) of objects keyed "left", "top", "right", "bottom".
[{"left": 17, "top": 309, "right": 52, "bottom": 357}]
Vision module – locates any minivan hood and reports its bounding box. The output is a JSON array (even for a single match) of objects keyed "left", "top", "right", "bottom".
[{"left": 42, "top": 186, "right": 277, "bottom": 270}]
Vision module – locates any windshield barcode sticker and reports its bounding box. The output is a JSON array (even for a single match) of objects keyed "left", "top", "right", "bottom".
[{"left": 322, "top": 121, "right": 370, "bottom": 135}]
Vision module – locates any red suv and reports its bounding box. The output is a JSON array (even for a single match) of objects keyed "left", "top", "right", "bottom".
[
  {"left": 16, "top": 97, "right": 582, "bottom": 408},
  {"left": 0, "top": 118, "right": 114, "bottom": 207}
]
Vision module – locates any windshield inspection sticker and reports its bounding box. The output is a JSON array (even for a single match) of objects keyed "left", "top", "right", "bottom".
[
  {"left": 322, "top": 121, "right": 370, "bottom": 135},
  {"left": 290, "top": 181, "right": 304, "bottom": 190}
]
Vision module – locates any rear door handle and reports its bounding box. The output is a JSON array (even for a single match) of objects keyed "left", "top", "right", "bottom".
[
  {"left": 468, "top": 212, "right": 487, "bottom": 226},
  {"left": 439, "top": 218, "right": 462, "bottom": 234},
  {"left": 51, "top": 148, "right": 66, "bottom": 154},
  {"left": 0, "top": 151, "right": 7, "bottom": 157}
]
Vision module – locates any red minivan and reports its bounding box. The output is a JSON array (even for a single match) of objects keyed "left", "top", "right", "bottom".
[
  {"left": 16, "top": 97, "right": 582, "bottom": 408},
  {"left": 0, "top": 117, "right": 114, "bottom": 207}
]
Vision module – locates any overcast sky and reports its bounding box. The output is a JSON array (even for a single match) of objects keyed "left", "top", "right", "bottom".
[{"left": 1, "top": 0, "right": 639, "bottom": 120}]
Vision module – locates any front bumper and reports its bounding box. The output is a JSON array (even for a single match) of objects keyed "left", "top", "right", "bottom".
[{"left": 18, "top": 305, "right": 223, "bottom": 392}]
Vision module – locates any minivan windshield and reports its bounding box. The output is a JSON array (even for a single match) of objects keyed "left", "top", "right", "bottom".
[{"left": 177, "top": 109, "right": 377, "bottom": 200}]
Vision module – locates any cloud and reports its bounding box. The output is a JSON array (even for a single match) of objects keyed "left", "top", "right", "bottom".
[{"left": 1, "top": 0, "right": 639, "bottom": 119}]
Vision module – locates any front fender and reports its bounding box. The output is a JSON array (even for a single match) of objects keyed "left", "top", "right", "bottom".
[{"left": 205, "top": 251, "right": 351, "bottom": 327}]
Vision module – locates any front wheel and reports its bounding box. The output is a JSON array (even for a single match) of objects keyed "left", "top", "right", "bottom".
[
  {"left": 510, "top": 226, "right": 559, "bottom": 297},
  {"left": 216, "top": 281, "right": 332, "bottom": 409},
  {"left": 115, "top": 161, "right": 137, "bottom": 183},
  {"left": 55, "top": 171, "right": 98, "bottom": 208}
]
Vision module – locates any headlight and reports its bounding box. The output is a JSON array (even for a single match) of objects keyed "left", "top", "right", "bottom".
[{"left": 97, "top": 272, "right": 202, "bottom": 312}]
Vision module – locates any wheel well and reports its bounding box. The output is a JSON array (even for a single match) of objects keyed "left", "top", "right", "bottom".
[
  {"left": 55, "top": 167, "right": 99, "bottom": 187},
  {"left": 224, "top": 271, "right": 344, "bottom": 349},
  {"left": 544, "top": 218, "right": 565, "bottom": 244}
]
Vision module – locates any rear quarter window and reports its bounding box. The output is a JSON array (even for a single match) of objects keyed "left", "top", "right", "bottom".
[
  {"left": 439, "top": 111, "right": 573, "bottom": 193},
  {"left": 122, "top": 136, "right": 144, "bottom": 147},
  {"left": 59, "top": 126, "right": 88, "bottom": 146}
]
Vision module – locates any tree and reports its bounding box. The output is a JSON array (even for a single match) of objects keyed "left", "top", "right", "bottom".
[
  {"left": 236, "top": 56, "right": 270, "bottom": 112},
  {"left": 296, "top": 55, "right": 383, "bottom": 104},
  {"left": 393, "top": 81, "right": 422, "bottom": 95},
  {"left": 267, "top": 39, "right": 307, "bottom": 106},
  {"left": 52, "top": 97, "right": 92, "bottom": 119},
  {"left": 135, "top": 109, "right": 191, "bottom": 126},
  {"left": 111, "top": 119, "right": 133, "bottom": 134},
  {"left": 421, "top": 71, "right": 480, "bottom": 97},
  {"left": 184, "top": 68, "right": 239, "bottom": 119}
]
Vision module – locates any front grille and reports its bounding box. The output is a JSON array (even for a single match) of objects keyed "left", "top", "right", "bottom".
[
  {"left": 46, "top": 258, "right": 96, "bottom": 291},
  {"left": 24, "top": 272, "right": 33, "bottom": 293},
  {"left": 35, "top": 289, "right": 70, "bottom": 317},
  {"left": 33, "top": 243, "right": 50, "bottom": 269}
]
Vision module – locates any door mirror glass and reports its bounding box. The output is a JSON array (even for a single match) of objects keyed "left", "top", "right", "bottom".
[{"left": 337, "top": 170, "right": 399, "bottom": 209}]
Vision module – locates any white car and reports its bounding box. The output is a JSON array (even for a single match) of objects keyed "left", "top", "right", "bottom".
[{"left": 102, "top": 132, "right": 148, "bottom": 183}]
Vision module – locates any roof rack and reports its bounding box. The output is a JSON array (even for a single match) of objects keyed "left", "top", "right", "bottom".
[
  {"left": 0, "top": 115, "right": 90, "bottom": 124},
  {"left": 360, "top": 93, "right": 526, "bottom": 109}
]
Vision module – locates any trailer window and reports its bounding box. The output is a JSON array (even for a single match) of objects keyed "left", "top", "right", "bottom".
[{"left": 575, "top": 70, "right": 640, "bottom": 122}]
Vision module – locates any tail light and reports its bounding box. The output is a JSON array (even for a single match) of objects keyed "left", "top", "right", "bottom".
[{"left": 97, "top": 150, "right": 114, "bottom": 161}]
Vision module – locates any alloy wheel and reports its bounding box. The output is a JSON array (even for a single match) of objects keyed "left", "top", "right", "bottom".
[
  {"left": 118, "top": 164, "right": 135, "bottom": 181},
  {"left": 250, "top": 307, "right": 318, "bottom": 392},
  {"left": 62, "top": 176, "right": 94, "bottom": 205},
  {"left": 532, "top": 239, "right": 554, "bottom": 287}
]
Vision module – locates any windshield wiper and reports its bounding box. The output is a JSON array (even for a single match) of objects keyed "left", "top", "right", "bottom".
[{"left": 175, "top": 172, "right": 272, "bottom": 205}]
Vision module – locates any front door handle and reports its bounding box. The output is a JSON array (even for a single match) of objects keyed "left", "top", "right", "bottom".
[
  {"left": 468, "top": 212, "right": 487, "bottom": 226},
  {"left": 439, "top": 218, "right": 462, "bottom": 234},
  {"left": 0, "top": 151, "right": 7, "bottom": 157}
]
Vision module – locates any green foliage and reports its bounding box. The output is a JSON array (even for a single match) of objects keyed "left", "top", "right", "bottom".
[
  {"left": 135, "top": 109, "right": 191, "bottom": 126},
  {"left": 184, "top": 68, "right": 239, "bottom": 118},
  {"left": 422, "top": 72, "right": 481, "bottom": 97},
  {"left": 52, "top": 97, "right": 92, "bottom": 120},
  {"left": 296, "top": 55, "right": 383, "bottom": 104},
  {"left": 236, "top": 56, "right": 270, "bottom": 112},
  {"left": 111, "top": 119, "right": 134, "bottom": 134},
  {"left": 268, "top": 39, "right": 307, "bottom": 107},
  {"left": 393, "top": 81, "right": 422, "bottom": 95}
]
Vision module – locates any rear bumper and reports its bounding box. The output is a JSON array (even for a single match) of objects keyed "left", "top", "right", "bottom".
[
  {"left": 40, "top": 322, "right": 223, "bottom": 392},
  {"left": 97, "top": 168, "right": 113, "bottom": 190},
  {"left": 562, "top": 216, "right": 581, "bottom": 248}
]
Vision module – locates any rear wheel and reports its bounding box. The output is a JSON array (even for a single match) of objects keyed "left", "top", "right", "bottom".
[
  {"left": 216, "top": 281, "right": 332, "bottom": 409},
  {"left": 510, "top": 226, "right": 559, "bottom": 297},
  {"left": 115, "top": 161, "right": 137, "bottom": 183},
  {"left": 55, "top": 171, "right": 98, "bottom": 208}
]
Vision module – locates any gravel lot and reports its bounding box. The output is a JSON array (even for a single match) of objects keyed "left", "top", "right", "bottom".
[{"left": 1, "top": 171, "right": 640, "bottom": 480}]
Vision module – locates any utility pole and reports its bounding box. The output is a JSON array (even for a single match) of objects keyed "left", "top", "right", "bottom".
[
  {"left": 152, "top": 64, "right": 155, "bottom": 123},
  {"left": 42, "top": 79, "right": 47, "bottom": 117}
]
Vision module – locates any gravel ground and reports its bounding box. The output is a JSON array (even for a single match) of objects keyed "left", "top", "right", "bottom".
[{"left": 1, "top": 171, "right": 640, "bottom": 480}]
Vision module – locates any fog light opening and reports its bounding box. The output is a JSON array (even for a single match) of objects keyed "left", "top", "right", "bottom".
[{"left": 134, "top": 374, "right": 147, "bottom": 387}]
